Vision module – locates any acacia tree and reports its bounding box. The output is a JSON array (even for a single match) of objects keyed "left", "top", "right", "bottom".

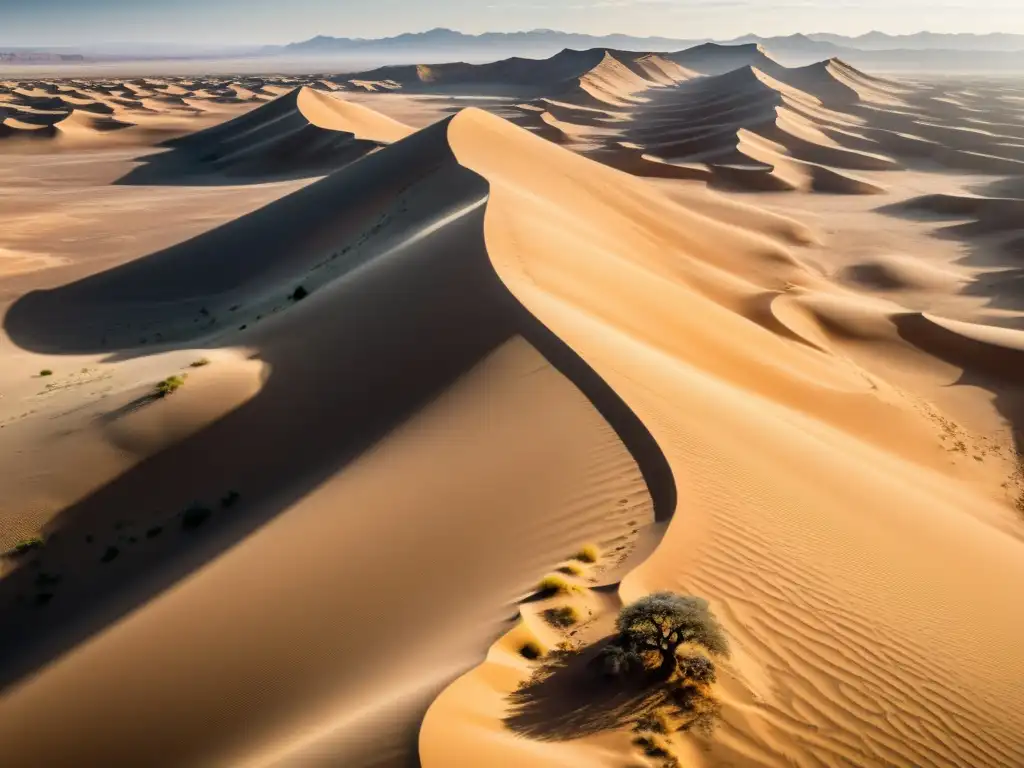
[{"left": 615, "top": 593, "right": 729, "bottom": 677}]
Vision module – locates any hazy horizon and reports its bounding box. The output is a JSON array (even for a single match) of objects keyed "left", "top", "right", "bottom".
[{"left": 4, "top": 0, "right": 1024, "bottom": 48}]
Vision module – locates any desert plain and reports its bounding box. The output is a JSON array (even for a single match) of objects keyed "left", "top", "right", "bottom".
[{"left": 1, "top": 41, "right": 1024, "bottom": 768}]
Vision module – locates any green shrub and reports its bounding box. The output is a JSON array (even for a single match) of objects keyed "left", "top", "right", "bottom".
[
  {"left": 542, "top": 606, "right": 578, "bottom": 629},
  {"left": 537, "top": 573, "right": 576, "bottom": 596},
  {"left": 39, "top": 369, "right": 53, "bottom": 377},
  {"left": 7, "top": 536, "right": 44, "bottom": 557},
  {"left": 556, "top": 563, "right": 583, "bottom": 577},
  {"left": 572, "top": 544, "right": 600, "bottom": 564},
  {"left": 189, "top": 358, "right": 211, "bottom": 368},
  {"left": 154, "top": 374, "right": 187, "bottom": 397}
]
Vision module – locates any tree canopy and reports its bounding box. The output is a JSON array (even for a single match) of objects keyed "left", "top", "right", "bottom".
[{"left": 616, "top": 592, "right": 729, "bottom": 675}]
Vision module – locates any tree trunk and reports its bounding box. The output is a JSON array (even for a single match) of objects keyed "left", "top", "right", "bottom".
[{"left": 657, "top": 643, "right": 680, "bottom": 679}]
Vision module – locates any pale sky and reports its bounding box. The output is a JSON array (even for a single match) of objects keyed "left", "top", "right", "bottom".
[{"left": 3, "top": 0, "right": 1024, "bottom": 47}]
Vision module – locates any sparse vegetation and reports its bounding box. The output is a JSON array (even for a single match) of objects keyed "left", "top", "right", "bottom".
[
  {"left": 615, "top": 593, "right": 729, "bottom": 677},
  {"left": 100, "top": 545, "right": 120, "bottom": 563},
  {"left": 190, "top": 358, "right": 211, "bottom": 368},
  {"left": 290, "top": 285, "right": 309, "bottom": 302},
  {"left": 542, "top": 606, "right": 578, "bottom": 629},
  {"left": 572, "top": 544, "right": 600, "bottom": 564},
  {"left": 181, "top": 503, "right": 212, "bottom": 531},
  {"left": 555, "top": 563, "right": 583, "bottom": 577},
  {"left": 154, "top": 374, "right": 187, "bottom": 397},
  {"left": 220, "top": 490, "right": 241, "bottom": 509},
  {"left": 506, "top": 592, "right": 726, "bottom": 746},
  {"left": 537, "top": 573, "right": 577, "bottom": 597},
  {"left": 6, "top": 536, "right": 45, "bottom": 557},
  {"left": 39, "top": 369, "right": 53, "bottom": 377},
  {"left": 519, "top": 641, "right": 542, "bottom": 660}
]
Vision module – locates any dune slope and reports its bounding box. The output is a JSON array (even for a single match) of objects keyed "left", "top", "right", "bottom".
[
  {"left": 122, "top": 86, "right": 413, "bottom": 181},
  {"left": 418, "top": 108, "right": 1024, "bottom": 767}
]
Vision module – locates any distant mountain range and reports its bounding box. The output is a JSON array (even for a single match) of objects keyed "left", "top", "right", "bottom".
[
  {"left": 281, "top": 28, "right": 1024, "bottom": 57},
  {"left": 6, "top": 29, "right": 1024, "bottom": 72}
]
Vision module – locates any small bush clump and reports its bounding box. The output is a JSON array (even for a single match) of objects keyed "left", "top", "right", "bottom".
[
  {"left": 181, "top": 503, "right": 212, "bottom": 531},
  {"left": 572, "top": 544, "right": 600, "bottom": 564},
  {"left": 7, "top": 536, "right": 45, "bottom": 557},
  {"left": 100, "top": 546, "right": 120, "bottom": 563},
  {"left": 537, "top": 573, "right": 576, "bottom": 597},
  {"left": 290, "top": 285, "right": 309, "bottom": 302},
  {"left": 39, "top": 369, "right": 53, "bottom": 377},
  {"left": 146, "top": 526, "right": 163, "bottom": 539},
  {"left": 220, "top": 490, "right": 241, "bottom": 509},
  {"left": 154, "top": 374, "right": 187, "bottom": 397},
  {"left": 542, "top": 605, "right": 578, "bottom": 629},
  {"left": 555, "top": 563, "right": 583, "bottom": 577},
  {"left": 189, "top": 358, "right": 211, "bottom": 368}
]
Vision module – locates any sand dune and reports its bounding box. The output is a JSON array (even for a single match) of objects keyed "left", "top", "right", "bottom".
[
  {"left": 123, "top": 86, "right": 413, "bottom": 180},
  {"left": 0, "top": 74, "right": 320, "bottom": 146},
  {"left": 842, "top": 253, "right": 965, "bottom": 291},
  {"left": 421, "top": 107, "right": 1024, "bottom": 768},
  {"left": 328, "top": 47, "right": 1024, "bottom": 194},
  {"left": 665, "top": 42, "right": 779, "bottom": 76},
  {"left": 2, "top": 46, "right": 1024, "bottom": 768},
  {"left": 338, "top": 48, "right": 694, "bottom": 110}
]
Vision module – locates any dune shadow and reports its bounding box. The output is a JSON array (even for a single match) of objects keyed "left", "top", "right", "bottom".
[
  {"left": 112, "top": 141, "right": 379, "bottom": 187},
  {"left": 504, "top": 639, "right": 722, "bottom": 746},
  {"left": 504, "top": 639, "right": 672, "bottom": 741}
]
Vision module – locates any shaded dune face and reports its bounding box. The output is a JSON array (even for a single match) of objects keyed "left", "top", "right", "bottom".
[
  {"left": 118, "top": 86, "right": 413, "bottom": 182},
  {"left": 0, "top": 117, "right": 671, "bottom": 767}
]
